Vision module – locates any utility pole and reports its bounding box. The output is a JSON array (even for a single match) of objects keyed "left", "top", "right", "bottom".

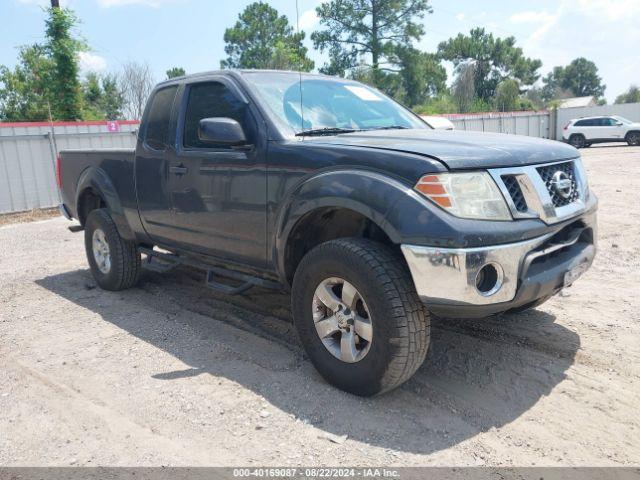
[{"left": 51, "top": 0, "right": 60, "bottom": 7}]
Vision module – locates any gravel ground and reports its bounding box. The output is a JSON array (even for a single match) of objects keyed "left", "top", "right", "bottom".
[{"left": 1, "top": 144, "right": 639, "bottom": 467}]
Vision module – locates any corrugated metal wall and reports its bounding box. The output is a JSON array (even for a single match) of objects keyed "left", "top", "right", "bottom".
[
  {"left": 556, "top": 103, "right": 640, "bottom": 139},
  {"left": 0, "top": 121, "right": 138, "bottom": 214},
  {"left": 444, "top": 111, "right": 552, "bottom": 138}
]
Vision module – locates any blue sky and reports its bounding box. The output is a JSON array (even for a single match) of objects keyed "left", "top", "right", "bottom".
[{"left": 2, "top": 0, "right": 638, "bottom": 103}]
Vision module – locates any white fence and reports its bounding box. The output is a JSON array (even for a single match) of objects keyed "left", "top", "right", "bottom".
[
  {"left": 555, "top": 102, "right": 640, "bottom": 139},
  {"left": 443, "top": 111, "right": 553, "bottom": 139},
  {"left": 0, "top": 121, "right": 138, "bottom": 214}
]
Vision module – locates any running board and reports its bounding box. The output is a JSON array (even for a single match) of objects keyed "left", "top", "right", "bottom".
[
  {"left": 68, "top": 224, "right": 84, "bottom": 233},
  {"left": 138, "top": 246, "right": 281, "bottom": 295}
]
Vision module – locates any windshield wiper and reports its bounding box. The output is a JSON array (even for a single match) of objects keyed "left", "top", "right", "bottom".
[
  {"left": 365, "top": 125, "right": 410, "bottom": 131},
  {"left": 295, "top": 127, "right": 359, "bottom": 136}
]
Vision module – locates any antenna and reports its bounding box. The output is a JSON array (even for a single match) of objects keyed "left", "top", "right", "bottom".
[{"left": 295, "top": 0, "right": 304, "bottom": 133}]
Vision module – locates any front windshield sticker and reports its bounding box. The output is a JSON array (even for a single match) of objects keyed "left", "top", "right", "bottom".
[{"left": 344, "top": 85, "right": 383, "bottom": 101}]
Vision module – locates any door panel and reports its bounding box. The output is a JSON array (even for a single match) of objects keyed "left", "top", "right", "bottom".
[
  {"left": 167, "top": 80, "right": 267, "bottom": 267},
  {"left": 135, "top": 85, "right": 179, "bottom": 245}
]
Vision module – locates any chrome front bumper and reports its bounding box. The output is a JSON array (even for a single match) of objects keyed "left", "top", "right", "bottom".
[{"left": 401, "top": 223, "right": 595, "bottom": 308}]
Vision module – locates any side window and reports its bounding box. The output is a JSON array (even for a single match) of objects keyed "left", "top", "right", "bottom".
[
  {"left": 575, "top": 119, "right": 589, "bottom": 127},
  {"left": 183, "top": 81, "right": 254, "bottom": 149},
  {"left": 603, "top": 118, "right": 616, "bottom": 126},
  {"left": 144, "top": 86, "right": 178, "bottom": 150}
]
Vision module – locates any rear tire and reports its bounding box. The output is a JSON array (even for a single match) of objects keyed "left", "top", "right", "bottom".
[
  {"left": 291, "top": 238, "right": 430, "bottom": 396},
  {"left": 569, "top": 134, "right": 586, "bottom": 149},
  {"left": 626, "top": 131, "right": 640, "bottom": 146},
  {"left": 84, "top": 209, "right": 141, "bottom": 291}
]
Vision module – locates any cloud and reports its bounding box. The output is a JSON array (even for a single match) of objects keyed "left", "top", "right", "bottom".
[
  {"left": 298, "top": 8, "right": 319, "bottom": 32},
  {"left": 96, "top": 0, "right": 175, "bottom": 7},
  {"left": 16, "top": 0, "right": 71, "bottom": 6},
  {"left": 509, "top": 11, "right": 555, "bottom": 24},
  {"left": 78, "top": 51, "right": 107, "bottom": 74},
  {"left": 574, "top": 0, "right": 640, "bottom": 22},
  {"left": 509, "top": 9, "right": 561, "bottom": 41}
]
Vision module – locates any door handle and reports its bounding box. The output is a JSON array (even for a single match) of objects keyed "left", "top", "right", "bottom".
[{"left": 169, "top": 165, "right": 188, "bottom": 175}]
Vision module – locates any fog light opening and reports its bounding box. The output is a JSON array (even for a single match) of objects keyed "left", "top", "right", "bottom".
[{"left": 475, "top": 263, "right": 504, "bottom": 296}]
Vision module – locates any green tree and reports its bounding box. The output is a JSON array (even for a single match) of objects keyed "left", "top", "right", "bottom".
[
  {"left": 541, "top": 58, "right": 606, "bottom": 101},
  {"left": 221, "top": 2, "right": 313, "bottom": 71},
  {"left": 394, "top": 46, "right": 446, "bottom": 107},
  {"left": 81, "top": 72, "right": 124, "bottom": 120},
  {"left": 494, "top": 79, "right": 520, "bottom": 112},
  {"left": 45, "top": 6, "right": 85, "bottom": 120},
  {"left": 101, "top": 73, "right": 124, "bottom": 119},
  {"left": 413, "top": 94, "right": 457, "bottom": 115},
  {"left": 166, "top": 67, "right": 186, "bottom": 79},
  {"left": 312, "top": 0, "right": 432, "bottom": 86},
  {"left": 438, "top": 28, "right": 541, "bottom": 102},
  {"left": 82, "top": 72, "right": 103, "bottom": 119},
  {"left": 562, "top": 57, "right": 605, "bottom": 98},
  {"left": 615, "top": 85, "right": 640, "bottom": 104},
  {"left": 0, "top": 45, "right": 53, "bottom": 121}
]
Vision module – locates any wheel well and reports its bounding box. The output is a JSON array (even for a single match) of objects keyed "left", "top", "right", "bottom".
[
  {"left": 77, "top": 188, "right": 106, "bottom": 226},
  {"left": 569, "top": 133, "right": 585, "bottom": 138},
  {"left": 284, "top": 207, "right": 395, "bottom": 285},
  {"left": 625, "top": 130, "right": 640, "bottom": 139}
]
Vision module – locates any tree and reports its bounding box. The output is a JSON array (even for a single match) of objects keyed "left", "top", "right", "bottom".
[
  {"left": 119, "top": 61, "right": 154, "bottom": 120},
  {"left": 452, "top": 62, "right": 476, "bottom": 113},
  {"left": 312, "top": 0, "right": 432, "bottom": 85},
  {"left": 494, "top": 79, "right": 520, "bottom": 112},
  {"left": 166, "top": 67, "right": 185, "bottom": 79},
  {"left": 438, "top": 28, "right": 542, "bottom": 102},
  {"left": 394, "top": 47, "right": 446, "bottom": 107},
  {"left": 221, "top": 2, "right": 313, "bottom": 71},
  {"left": 81, "top": 72, "right": 125, "bottom": 120},
  {"left": 615, "top": 85, "right": 640, "bottom": 104},
  {"left": 101, "top": 73, "right": 124, "bottom": 119},
  {"left": 45, "top": 7, "right": 85, "bottom": 120},
  {"left": 562, "top": 57, "right": 605, "bottom": 98},
  {"left": 541, "top": 58, "right": 605, "bottom": 101},
  {"left": 0, "top": 45, "right": 53, "bottom": 121}
]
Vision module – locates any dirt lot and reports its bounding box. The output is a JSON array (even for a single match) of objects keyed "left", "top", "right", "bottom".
[{"left": 1, "top": 144, "right": 639, "bottom": 467}]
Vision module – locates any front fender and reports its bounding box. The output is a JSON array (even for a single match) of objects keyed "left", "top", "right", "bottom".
[
  {"left": 274, "top": 169, "right": 419, "bottom": 278},
  {"left": 75, "top": 166, "right": 135, "bottom": 240}
]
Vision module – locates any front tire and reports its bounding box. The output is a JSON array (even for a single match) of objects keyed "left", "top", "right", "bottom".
[
  {"left": 291, "top": 238, "right": 430, "bottom": 396},
  {"left": 84, "top": 209, "right": 141, "bottom": 291},
  {"left": 627, "top": 131, "right": 640, "bottom": 146}
]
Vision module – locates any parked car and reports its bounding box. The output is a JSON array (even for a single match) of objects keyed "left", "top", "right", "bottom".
[
  {"left": 58, "top": 70, "right": 597, "bottom": 396},
  {"left": 563, "top": 115, "right": 640, "bottom": 148},
  {"left": 420, "top": 115, "right": 455, "bottom": 130}
]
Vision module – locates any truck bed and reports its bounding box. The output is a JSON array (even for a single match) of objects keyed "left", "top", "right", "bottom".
[{"left": 59, "top": 148, "right": 135, "bottom": 221}]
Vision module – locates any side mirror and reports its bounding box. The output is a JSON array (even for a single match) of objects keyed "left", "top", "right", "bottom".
[{"left": 198, "top": 117, "right": 247, "bottom": 146}]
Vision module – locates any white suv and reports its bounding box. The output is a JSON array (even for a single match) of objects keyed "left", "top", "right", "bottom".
[{"left": 563, "top": 115, "right": 640, "bottom": 148}]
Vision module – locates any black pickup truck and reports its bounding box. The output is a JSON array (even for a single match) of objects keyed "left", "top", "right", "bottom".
[{"left": 58, "top": 70, "right": 597, "bottom": 396}]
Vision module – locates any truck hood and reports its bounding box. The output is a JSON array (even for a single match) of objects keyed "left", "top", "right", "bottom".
[{"left": 305, "top": 129, "right": 578, "bottom": 170}]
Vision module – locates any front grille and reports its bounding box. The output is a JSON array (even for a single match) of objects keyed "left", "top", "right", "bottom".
[
  {"left": 536, "top": 161, "right": 580, "bottom": 207},
  {"left": 501, "top": 175, "right": 528, "bottom": 212}
]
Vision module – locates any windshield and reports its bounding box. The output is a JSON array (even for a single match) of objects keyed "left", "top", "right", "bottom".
[
  {"left": 613, "top": 116, "right": 633, "bottom": 124},
  {"left": 243, "top": 71, "right": 428, "bottom": 134}
]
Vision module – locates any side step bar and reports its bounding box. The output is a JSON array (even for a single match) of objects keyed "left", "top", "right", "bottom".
[{"left": 139, "top": 247, "right": 281, "bottom": 295}]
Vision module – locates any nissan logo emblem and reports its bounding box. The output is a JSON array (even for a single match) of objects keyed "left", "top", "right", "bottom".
[{"left": 551, "top": 171, "right": 574, "bottom": 199}]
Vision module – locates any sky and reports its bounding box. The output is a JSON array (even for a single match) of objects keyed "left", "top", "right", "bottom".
[{"left": 1, "top": 0, "right": 639, "bottom": 103}]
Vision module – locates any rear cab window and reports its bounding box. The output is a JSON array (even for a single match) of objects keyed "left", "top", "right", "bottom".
[{"left": 143, "top": 86, "right": 178, "bottom": 150}]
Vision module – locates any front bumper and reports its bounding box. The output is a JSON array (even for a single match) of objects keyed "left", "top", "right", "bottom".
[{"left": 401, "top": 214, "right": 597, "bottom": 318}]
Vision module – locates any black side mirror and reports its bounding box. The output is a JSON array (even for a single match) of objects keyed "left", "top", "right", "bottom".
[{"left": 198, "top": 117, "right": 247, "bottom": 146}]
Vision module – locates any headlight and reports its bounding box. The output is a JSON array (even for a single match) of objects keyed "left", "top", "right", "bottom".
[{"left": 414, "top": 172, "right": 512, "bottom": 221}]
